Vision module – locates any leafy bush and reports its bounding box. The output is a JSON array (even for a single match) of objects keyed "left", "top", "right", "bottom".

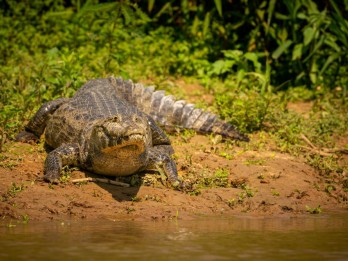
[
  {"left": 0, "top": 0, "right": 347, "bottom": 157},
  {"left": 136, "top": 0, "right": 348, "bottom": 91}
]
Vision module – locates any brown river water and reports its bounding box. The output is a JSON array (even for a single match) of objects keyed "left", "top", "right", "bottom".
[{"left": 1, "top": 213, "right": 348, "bottom": 261}]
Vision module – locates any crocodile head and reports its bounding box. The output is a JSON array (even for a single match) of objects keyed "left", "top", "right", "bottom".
[
  {"left": 81, "top": 113, "right": 152, "bottom": 175},
  {"left": 93, "top": 114, "right": 151, "bottom": 153}
]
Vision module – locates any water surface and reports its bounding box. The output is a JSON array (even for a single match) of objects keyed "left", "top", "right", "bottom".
[{"left": 1, "top": 213, "right": 347, "bottom": 261}]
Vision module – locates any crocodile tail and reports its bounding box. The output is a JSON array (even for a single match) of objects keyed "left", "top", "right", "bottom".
[{"left": 111, "top": 77, "right": 249, "bottom": 142}]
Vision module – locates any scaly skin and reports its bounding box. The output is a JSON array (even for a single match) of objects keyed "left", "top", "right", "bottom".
[{"left": 16, "top": 77, "right": 249, "bottom": 187}]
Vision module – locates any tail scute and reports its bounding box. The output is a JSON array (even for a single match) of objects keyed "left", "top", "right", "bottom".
[
  {"left": 158, "top": 95, "right": 175, "bottom": 125},
  {"left": 184, "top": 108, "right": 203, "bottom": 129},
  {"left": 112, "top": 77, "right": 249, "bottom": 141},
  {"left": 150, "top": 90, "right": 166, "bottom": 123},
  {"left": 181, "top": 104, "right": 195, "bottom": 128},
  {"left": 172, "top": 100, "right": 185, "bottom": 125}
]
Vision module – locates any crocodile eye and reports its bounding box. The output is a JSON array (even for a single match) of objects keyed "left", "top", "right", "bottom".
[{"left": 132, "top": 115, "right": 140, "bottom": 123}]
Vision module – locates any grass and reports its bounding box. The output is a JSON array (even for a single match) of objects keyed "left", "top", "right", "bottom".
[
  {"left": 306, "top": 205, "right": 322, "bottom": 214},
  {"left": 271, "top": 189, "right": 280, "bottom": 197},
  {"left": 131, "top": 196, "right": 141, "bottom": 202},
  {"left": 0, "top": 154, "right": 23, "bottom": 170},
  {"left": 59, "top": 166, "right": 79, "bottom": 183},
  {"left": 226, "top": 185, "right": 257, "bottom": 209},
  {"left": 7, "top": 182, "right": 25, "bottom": 198},
  {"left": 244, "top": 158, "right": 267, "bottom": 166}
]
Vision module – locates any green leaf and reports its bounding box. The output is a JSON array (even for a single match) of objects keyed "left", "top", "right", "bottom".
[
  {"left": 120, "top": 4, "right": 133, "bottom": 25},
  {"left": 214, "top": 0, "right": 222, "bottom": 17},
  {"left": 329, "top": 0, "right": 348, "bottom": 33},
  {"left": 329, "top": 20, "right": 348, "bottom": 49},
  {"left": 222, "top": 50, "right": 243, "bottom": 60},
  {"left": 154, "top": 2, "right": 171, "bottom": 18},
  {"left": 203, "top": 12, "right": 211, "bottom": 37},
  {"left": 44, "top": 10, "right": 74, "bottom": 18},
  {"left": 319, "top": 54, "right": 340, "bottom": 77},
  {"left": 244, "top": 52, "right": 258, "bottom": 62},
  {"left": 148, "top": 0, "right": 155, "bottom": 12},
  {"left": 279, "top": 27, "right": 289, "bottom": 41},
  {"left": 216, "top": 24, "right": 226, "bottom": 37},
  {"left": 272, "top": 40, "right": 293, "bottom": 59},
  {"left": 266, "top": 0, "right": 276, "bottom": 34},
  {"left": 303, "top": 35, "right": 325, "bottom": 62},
  {"left": 135, "top": 6, "right": 151, "bottom": 22},
  {"left": 324, "top": 37, "right": 341, "bottom": 52},
  {"left": 244, "top": 52, "right": 262, "bottom": 72},
  {"left": 211, "top": 60, "right": 226, "bottom": 75},
  {"left": 292, "top": 43, "right": 303, "bottom": 60},
  {"left": 80, "top": 2, "right": 117, "bottom": 13},
  {"left": 297, "top": 12, "right": 308, "bottom": 20},
  {"left": 309, "top": 59, "right": 319, "bottom": 84},
  {"left": 211, "top": 59, "right": 235, "bottom": 76},
  {"left": 305, "top": 0, "right": 319, "bottom": 14},
  {"left": 236, "top": 69, "right": 246, "bottom": 85},
  {"left": 303, "top": 27, "right": 315, "bottom": 46},
  {"left": 191, "top": 15, "right": 199, "bottom": 35},
  {"left": 256, "top": 9, "right": 265, "bottom": 21},
  {"left": 275, "top": 12, "right": 290, "bottom": 20},
  {"left": 181, "top": 0, "right": 189, "bottom": 15}
]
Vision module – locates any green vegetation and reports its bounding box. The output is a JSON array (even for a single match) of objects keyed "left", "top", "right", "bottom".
[
  {"left": 21, "top": 214, "right": 30, "bottom": 224},
  {"left": 131, "top": 196, "right": 141, "bottom": 202},
  {"left": 271, "top": 189, "right": 280, "bottom": 196},
  {"left": 7, "top": 182, "right": 25, "bottom": 197},
  {"left": 306, "top": 205, "right": 322, "bottom": 214},
  {"left": 197, "top": 168, "right": 230, "bottom": 188},
  {"left": 59, "top": 166, "right": 78, "bottom": 183},
  {"left": 0, "top": 0, "right": 347, "bottom": 192},
  {"left": 0, "top": 154, "right": 22, "bottom": 170},
  {"left": 226, "top": 185, "right": 256, "bottom": 209}
]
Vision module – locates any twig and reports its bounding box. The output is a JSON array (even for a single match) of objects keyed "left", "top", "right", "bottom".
[
  {"left": 300, "top": 133, "right": 316, "bottom": 149},
  {"left": 71, "top": 177, "right": 130, "bottom": 187},
  {"left": 71, "top": 177, "right": 94, "bottom": 183},
  {"left": 322, "top": 148, "right": 348, "bottom": 154},
  {"left": 299, "top": 133, "right": 347, "bottom": 156},
  {"left": 297, "top": 145, "right": 337, "bottom": 158}
]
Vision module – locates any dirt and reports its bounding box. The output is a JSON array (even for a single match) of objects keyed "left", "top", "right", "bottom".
[{"left": 0, "top": 131, "right": 346, "bottom": 222}]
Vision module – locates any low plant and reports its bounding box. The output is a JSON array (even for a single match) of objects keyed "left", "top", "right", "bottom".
[
  {"left": 198, "top": 168, "right": 230, "bottom": 188},
  {"left": 59, "top": 166, "right": 79, "bottom": 183},
  {"left": 0, "top": 154, "right": 22, "bottom": 170},
  {"left": 7, "top": 182, "right": 25, "bottom": 197},
  {"left": 306, "top": 205, "right": 322, "bottom": 214},
  {"left": 131, "top": 196, "right": 141, "bottom": 202},
  {"left": 21, "top": 214, "right": 30, "bottom": 224},
  {"left": 271, "top": 189, "right": 280, "bottom": 196}
]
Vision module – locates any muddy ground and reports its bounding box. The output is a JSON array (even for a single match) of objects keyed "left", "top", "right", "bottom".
[{"left": 0, "top": 131, "right": 347, "bottom": 222}]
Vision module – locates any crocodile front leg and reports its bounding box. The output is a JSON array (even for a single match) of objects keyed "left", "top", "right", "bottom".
[
  {"left": 16, "top": 98, "right": 69, "bottom": 143},
  {"left": 147, "top": 145, "right": 182, "bottom": 188},
  {"left": 44, "top": 143, "right": 80, "bottom": 183}
]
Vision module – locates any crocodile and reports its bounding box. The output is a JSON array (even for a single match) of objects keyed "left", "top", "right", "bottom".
[{"left": 16, "top": 77, "right": 249, "bottom": 187}]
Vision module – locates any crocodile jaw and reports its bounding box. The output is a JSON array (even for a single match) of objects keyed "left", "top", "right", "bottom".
[
  {"left": 101, "top": 134, "right": 146, "bottom": 156},
  {"left": 90, "top": 134, "right": 149, "bottom": 176}
]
